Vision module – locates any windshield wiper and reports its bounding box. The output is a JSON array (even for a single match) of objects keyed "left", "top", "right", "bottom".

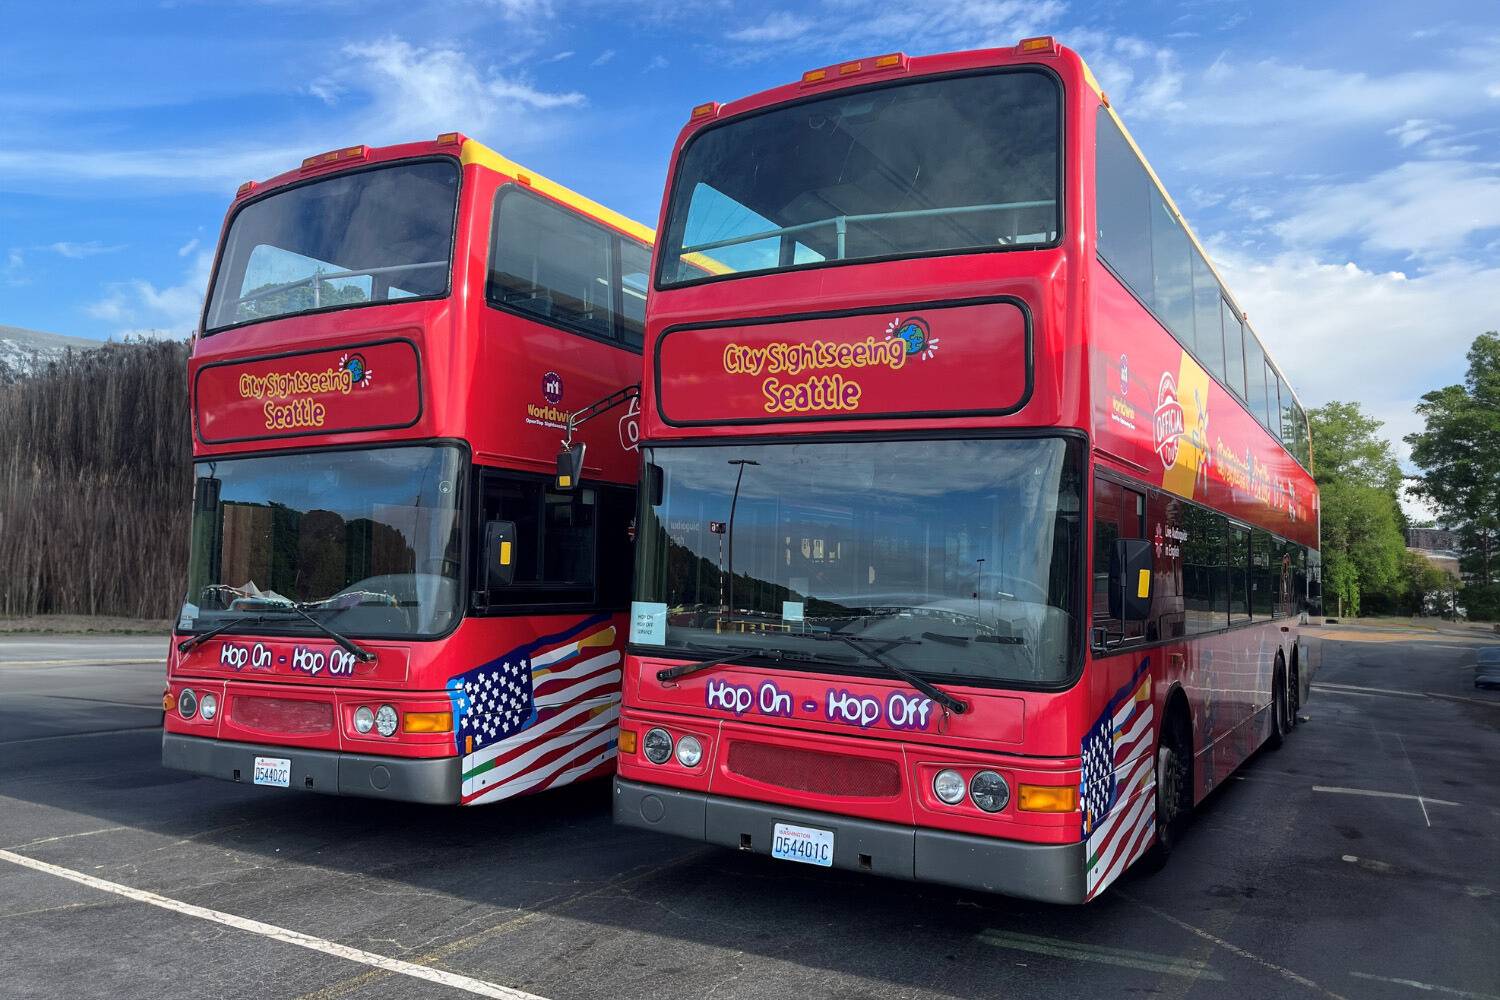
[
  {"left": 176, "top": 615, "right": 272, "bottom": 655},
  {"left": 821, "top": 634, "right": 968, "bottom": 716},
  {"left": 236, "top": 600, "right": 378, "bottom": 663},
  {"left": 656, "top": 642, "right": 855, "bottom": 682}
]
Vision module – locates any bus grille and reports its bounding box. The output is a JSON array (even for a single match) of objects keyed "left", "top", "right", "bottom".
[
  {"left": 726, "top": 741, "right": 901, "bottom": 798},
  {"left": 230, "top": 696, "right": 334, "bottom": 736}
]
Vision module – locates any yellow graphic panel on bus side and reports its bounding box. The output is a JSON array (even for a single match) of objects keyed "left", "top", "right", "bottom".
[{"left": 1162, "top": 349, "right": 1212, "bottom": 502}]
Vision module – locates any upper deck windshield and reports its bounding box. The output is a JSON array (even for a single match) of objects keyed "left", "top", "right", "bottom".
[
  {"left": 635, "top": 438, "right": 1083, "bottom": 686},
  {"left": 205, "top": 160, "right": 459, "bottom": 332},
  {"left": 180, "top": 445, "right": 464, "bottom": 638},
  {"left": 658, "top": 69, "right": 1060, "bottom": 286}
]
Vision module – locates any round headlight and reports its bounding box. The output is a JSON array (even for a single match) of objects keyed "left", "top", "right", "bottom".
[
  {"left": 643, "top": 727, "right": 673, "bottom": 764},
  {"left": 354, "top": 706, "right": 375, "bottom": 735},
  {"left": 198, "top": 692, "right": 217, "bottom": 721},
  {"left": 177, "top": 688, "right": 198, "bottom": 719},
  {"left": 375, "top": 704, "right": 399, "bottom": 738},
  {"left": 675, "top": 735, "right": 703, "bottom": 768},
  {"left": 969, "top": 770, "right": 1010, "bottom": 813},
  {"left": 933, "top": 768, "right": 966, "bottom": 805}
]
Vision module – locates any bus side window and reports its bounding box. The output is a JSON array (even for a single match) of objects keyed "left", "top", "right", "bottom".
[
  {"left": 1093, "top": 477, "right": 1145, "bottom": 646},
  {"left": 1151, "top": 492, "right": 1186, "bottom": 640},
  {"left": 489, "top": 188, "right": 614, "bottom": 340},
  {"left": 1227, "top": 526, "right": 1251, "bottom": 625},
  {"left": 475, "top": 471, "right": 597, "bottom": 609}
]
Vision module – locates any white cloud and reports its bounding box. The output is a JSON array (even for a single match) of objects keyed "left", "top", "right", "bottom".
[
  {"left": 643, "top": 54, "right": 669, "bottom": 72},
  {"left": 1213, "top": 249, "right": 1500, "bottom": 473},
  {"left": 177, "top": 238, "right": 199, "bottom": 257},
  {"left": 87, "top": 251, "right": 214, "bottom": 339},
  {"left": 1272, "top": 160, "right": 1500, "bottom": 258},
  {"left": 541, "top": 50, "right": 575, "bottom": 63},
  {"left": 48, "top": 240, "right": 124, "bottom": 258},
  {"left": 590, "top": 49, "right": 616, "bottom": 67},
  {"left": 1388, "top": 118, "right": 1439, "bottom": 148},
  {"left": 726, "top": 11, "right": 814, "bottom": 43}
]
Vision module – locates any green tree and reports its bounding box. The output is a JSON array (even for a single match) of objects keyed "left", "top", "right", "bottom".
[
  {"left": 1406, "top": 332, "right": 1500, "bottom": 619},
  {"left": 1307, "top": 402, "right": 1409, "bottom": 618}
]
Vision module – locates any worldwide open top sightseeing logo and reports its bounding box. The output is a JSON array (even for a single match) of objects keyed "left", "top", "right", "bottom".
[{"left": 338, "top": 353, "right": 374, "bottom": 388}]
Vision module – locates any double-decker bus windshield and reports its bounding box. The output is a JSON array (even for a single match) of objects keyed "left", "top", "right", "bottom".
[
  {"left": 636, "top": 438, "right": 1082, "bottom": 685},
  {"left": 181, "top": 445, "right": 464, "bottom": 638},
  {"left": 658, "top": 70, "right": 1060, "bottom": 285},
  {"left": 205, "top": 160, "right": 458, "bottom": 331}
]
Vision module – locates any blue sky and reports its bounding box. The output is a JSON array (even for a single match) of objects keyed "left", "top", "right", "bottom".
[{"left": 2, "top": 0, "right": 1498, "bottom": 485}]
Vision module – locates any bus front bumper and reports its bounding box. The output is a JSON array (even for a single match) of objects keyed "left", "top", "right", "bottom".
[
  {"left": 614, "top": 777, "right": 1088, "bottom": 904},
  {"left": 163, "top": 733, "right": 460, "bottom": 805}
]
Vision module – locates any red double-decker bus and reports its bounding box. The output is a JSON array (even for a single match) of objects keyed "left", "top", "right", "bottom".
[
  {"left": 613, "top": 39, "right": 1320, "bottom": 902},
  {"left": 163, "top": 134, "right": 650, "bottom": 805}
]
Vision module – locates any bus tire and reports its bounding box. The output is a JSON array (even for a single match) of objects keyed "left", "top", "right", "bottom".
[
  {"left": 1143, "top": 698, "right": 1192, "bottom": 871},
  {"left": 1266, "top": 662, "right": 1288, "bottom": 750},
  {"left": 1287, "top": 655, "right": 1300, "bottom": 729}
]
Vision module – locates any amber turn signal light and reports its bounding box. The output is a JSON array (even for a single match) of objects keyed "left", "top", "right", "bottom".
[
  {"left": 402, "top": 711, "right": 453, "bottom": 734},
  {"left": 1018, "top": 784, "right": 1079, "bottom": 812},
  {"left": 617, "top": 729, "right": 638, "bottom": 754}
]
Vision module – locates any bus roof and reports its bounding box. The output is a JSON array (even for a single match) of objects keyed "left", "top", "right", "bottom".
[{"left": 231, "top": 133, "right": 655, "bottom": 246}]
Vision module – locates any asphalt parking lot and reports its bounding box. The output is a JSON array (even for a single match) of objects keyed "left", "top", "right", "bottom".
[{"left": 2, "top": 625, "right": 1497, "bottom": 1000}]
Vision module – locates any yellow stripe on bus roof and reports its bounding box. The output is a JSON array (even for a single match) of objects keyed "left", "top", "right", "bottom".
[{"left": 459, "top": 139, "right": 656, "bottom": 245}]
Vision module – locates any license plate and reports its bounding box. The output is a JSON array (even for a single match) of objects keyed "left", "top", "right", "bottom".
[
  {"left": 770, "top": 822, "right": 834, "bottom": 867},
  {"left": 252, "top": 756, "right": 291, "bottom": 788}
]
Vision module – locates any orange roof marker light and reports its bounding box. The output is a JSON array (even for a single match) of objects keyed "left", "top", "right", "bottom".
[
  {"left": 300, "top": 144, "right": 369, "bottom": 172},
  {"left": 235, "top": 180, "right": 255, "bottom": 198},
  {"left": 1018, "top": 36, "right": 1058, "bottom": 54},
  {"left": 435, "top": 131, "right": 463, "bottom": 146},
  {"left": 690, "top": 101, "right": 721, "bottom": 122},
  {"left": 801, "top": 52, "right": 908, "bottom": 87}
]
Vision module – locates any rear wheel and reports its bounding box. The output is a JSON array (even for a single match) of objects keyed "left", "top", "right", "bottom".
[
  {"left": 1143, "top": 707, "right": 1191, "bottom": 870},
  {"left": 1267, "top": 665, "right": 1288, "bottom": 750}
]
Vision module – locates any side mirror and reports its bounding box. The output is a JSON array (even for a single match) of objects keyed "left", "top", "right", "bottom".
[
  {"left": 556, "top": 444, "right": 586, "bottom": 491},
  {"left": 485, "top": 520, "right": 517, "bottom": 589},
  {"left": 1109, "top": 538, "right": 1154, "bottom": 622},
  {"left": 646, "top": 461, "right": 664, "bottom": 507}
]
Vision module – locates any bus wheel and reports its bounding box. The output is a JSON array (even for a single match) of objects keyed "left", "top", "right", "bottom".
[
  {"left": 1287, "top": 661, "right": 1300, "bottom": 729},
  {"left": 1267, "top": 664, "right": 1288, "bottom": 750},
  {"left": 1143, "top": 707, "right": 1191, "bottom": 870}
]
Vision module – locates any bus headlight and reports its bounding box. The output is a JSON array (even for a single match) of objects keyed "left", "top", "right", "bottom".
[
  {"left": 933, "top": 769, "right": 965, "bottom": 805},
  {"left": 354, "top": 706, "right": 375, "bottom": 735},
  {"left": 643, "top": 727, "right": 673, "bottom": 764},
  {"left": 675, "top": 735, "right": 703, "bottom": 768},
  {"left": 199, "top": 693, "right": 218, "bottom": 721},
  {"left": 375, "top": 705, "right": 399, "bottom": 738},
  {"left": 969, "top": 770, "right": 1010, "bottom": 813},
  {"left": 177, "top": 688, "right": 198, "bottom": 719}
]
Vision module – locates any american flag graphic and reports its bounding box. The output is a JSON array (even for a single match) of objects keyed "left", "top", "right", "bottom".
[
  {"left": 446, "top": 614, "right": 622, "bottom": 806},
  {"left": 1081, "top": 657, "right": 1158, "bottom": 899}
]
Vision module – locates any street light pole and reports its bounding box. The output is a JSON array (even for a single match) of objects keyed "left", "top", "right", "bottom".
[{"left": 725, "top": 459, "right": 759, "bottom": 627}]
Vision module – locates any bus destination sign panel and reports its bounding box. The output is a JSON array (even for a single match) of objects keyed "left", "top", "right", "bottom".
[
  {"left": 655, "top": 299, "right": 1029, "bottom": 425},
  {"left": 195, "top": 339, "right": 421, "bottom": 443}
]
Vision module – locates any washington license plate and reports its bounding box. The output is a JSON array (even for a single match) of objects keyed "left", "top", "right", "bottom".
[
  {"left": 252, "top": 756, "right": 291, "bottom": 788},
  {"left": 770, "top": 822, "right": 834, "bottom": 867}
]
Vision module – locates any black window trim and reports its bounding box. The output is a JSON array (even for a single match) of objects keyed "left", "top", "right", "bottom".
[
  {"left": 631, "top": 427, "right": 1091, "bottom": 694},
  {"left": 653, "top": 63, "right": 1067, "bottom": 293},
  {"left": 177, "top": 437, "right": 471, "bottom": 643},
  {"left": 200, "top": 155, "right": 463, "bottom": 337},
  {"left": 1093, "top": 106, "right": 1313, "bottom": 476},
  {"left": 485, "top": 183, "right": 649, "bottom": 355},
  {"left": 470, "top": 465, "right": 601, "bottom": 615},
  {"left": 1091, "top": 465, "right": 1319, "bottom": 657}
]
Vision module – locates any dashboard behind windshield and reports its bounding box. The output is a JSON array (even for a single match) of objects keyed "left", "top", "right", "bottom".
[
  {"left": 181, "top": 445, "right": 464, "bottom": 638},
  {"left": 634, "top": 437, "right": 1084, "bottom": 686},
  {"left": 205, "top": 159, "right": 459, "bottom": 332}
]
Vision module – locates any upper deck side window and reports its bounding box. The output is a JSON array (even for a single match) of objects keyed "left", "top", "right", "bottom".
[
  {"left": 487, "top": 186, "right": 649, "bottom": 351},
  {"left": 205, "top": 159, "right": 459, "bottom": 333},
  {"left": 657, "top": 69, "right": 1061, "bottom": 286},
  {"left": 1094, "top": 109, "right": 1312, "bottom": 473}
]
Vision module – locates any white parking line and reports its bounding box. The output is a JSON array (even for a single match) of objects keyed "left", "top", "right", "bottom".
[
  {"left": 977, "top": 929, "right": 1222, "bottom": 980},
  {"left": 1312, "top": 682, "right": 1426, "bottom": 699},
  {"left": 1350, "top": 970, "right": 1500, "bottom": 999},
  {"left": 0, "top": 658, "right": 167, "bottom": 668},
  {"left": 1312, "top": 786, "right": 1461, "bottom": 808},
  {"left": 0, "top": 848, "right": 547, "bottom": 1000}
]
